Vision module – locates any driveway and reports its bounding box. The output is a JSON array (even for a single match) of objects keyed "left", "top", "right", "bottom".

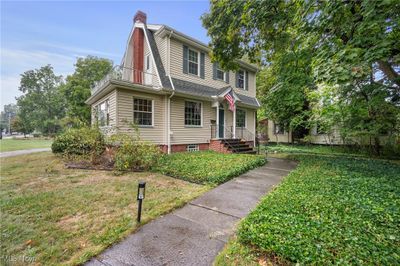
[
  {"left": 86, "top": 157, "right": 297, "bottom": 266},
  {"left": 0, "top": 148, "right": 51, "bottom": 158}
]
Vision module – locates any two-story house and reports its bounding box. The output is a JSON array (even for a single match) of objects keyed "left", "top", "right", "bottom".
[{"left": 86, "top": 11, "right": 260, "bottom": 154}]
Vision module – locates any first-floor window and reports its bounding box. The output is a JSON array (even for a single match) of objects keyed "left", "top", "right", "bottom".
[
  {"left": 185, "top": 101, "right": 202, "bottom": 126},
  {"left": 274, "top": 123, "right": 285, "bottom": 135},
  {"left": 236, "top": 109, "right": 246, "bottom": 127},
  {"left": 97, "top": 100, "right": 109, "bottom": 126},
  {"left": 134, "top": 98, "right": 153, "bottom": 126}
]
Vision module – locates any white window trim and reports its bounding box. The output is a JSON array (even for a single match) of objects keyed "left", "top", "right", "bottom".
[
  {"left": 236, "top": 108, "right": 247, "bottom": 128},
  {"left": 187, "top": 48, "right": 200, "bottom": 77},
  {"left": 184, "top": 100, "right": 203, "bottom": 128},
  {"left": 97, "top": 99, "right": 110, "bottom": 127},
  {"left": 145, "top": 54, "right": 151, "bottom": 71},
  {"left": 216, "top": 64, "right": 226, "bottom": 82},
  {"left": 133, "top": 97, "right": 154, "bottom": 128},
  {"left": 237, "top": 69, "right": 247, "bottom": 90},
  {"left": 186, "top": 144, "right": 200, "bottom": 152}
]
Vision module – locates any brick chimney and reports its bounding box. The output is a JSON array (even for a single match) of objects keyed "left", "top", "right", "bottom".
[
  {"left": 133, "top": 10, "right": 147, "bottom": 24},
  {"left": 132, "top": 11, "right": 147, "bottom": 84}
]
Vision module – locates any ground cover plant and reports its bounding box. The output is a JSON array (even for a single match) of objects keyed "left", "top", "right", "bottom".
[
  {"left": 0, "top": 138, "right": 52, "bottom": 152},
  {"left": 263, "top": 143, "right": 368, "bottom": 157},
  {"left": 216, "top": 154, "right": 400, "bottom": 265},
  {"left": 0, "top": 152, "right": 208, "bottom": 265},
  {"left": 154, "top": 151, "right": 266, "bottom": 185}
]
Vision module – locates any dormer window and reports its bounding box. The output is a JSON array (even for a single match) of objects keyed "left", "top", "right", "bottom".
[{"left": 188, "top": 49, "right": 199, "bottom": 76}]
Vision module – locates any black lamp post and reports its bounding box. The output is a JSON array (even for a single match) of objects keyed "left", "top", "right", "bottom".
[{"left": 137, "top": 181, "right": 146, "bottom": 223}]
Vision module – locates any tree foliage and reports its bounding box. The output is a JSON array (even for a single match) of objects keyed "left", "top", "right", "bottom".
[
  {"left": 0, "top": 104, "right": 18, "bottom": 133},
  {"left": 203, "top": 0, "right": 400, "bottom": 151},
  {"left": 61, "top": 56, "right": 113, "bottom": 124},
  {"left": 17, "top": 65, "right": 65, "bottom": 134}
]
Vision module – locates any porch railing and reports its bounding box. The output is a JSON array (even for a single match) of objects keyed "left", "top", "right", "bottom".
[
  {"left": 236, "top": 127, "right": 256, "bottom": 145},
  {"left": 211, "top": 124, "right": 234, "bottom": 139},
  {"left": 91, "top": 65, "right": 158, "bottom": 95}
]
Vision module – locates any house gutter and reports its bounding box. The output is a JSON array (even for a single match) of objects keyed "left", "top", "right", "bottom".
[{"left": 166, "top": 30, "right": 175, "bottom": 154}]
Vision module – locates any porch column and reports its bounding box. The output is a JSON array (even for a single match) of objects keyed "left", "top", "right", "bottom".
[
  {"left": 215, "top": 106, "right": 219, "bottom": 139},
  {"left": 233, "top": 107, "right": 236, "bottom": 139}
]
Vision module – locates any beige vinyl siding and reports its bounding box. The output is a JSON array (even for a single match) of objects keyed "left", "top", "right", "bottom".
[
  {"left": 170, "top": 97, "right": 215, "bottom": 144},
  {"left": 268, "top": 121, "right": 292, "bottom": 143},
  {"left": 117, "top": 88, "right": 166, "bottom": 144},
  {"left": 91, "top": 90, "right": 117, "bottom": 128},
  {"left": 169, "top": 38, "right": 256, "bottom": 97}
]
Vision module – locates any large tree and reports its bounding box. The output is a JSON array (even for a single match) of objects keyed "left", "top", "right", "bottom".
[
  {"left": 203, "top": 0, "right": 400, "bottom": 148},
  {"left": 61, "top": 56, "right": 113, "bottom": 124},
  {"left": 17, "top": 65, "right": 65, "bottom": 134}
]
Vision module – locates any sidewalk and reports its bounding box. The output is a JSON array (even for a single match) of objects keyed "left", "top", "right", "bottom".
[
  {"left": 87, "top": 157, "right": 297, "bottom": 266},
  {"left": 0, "top": 148, "right": 51, "bottom": 158}
]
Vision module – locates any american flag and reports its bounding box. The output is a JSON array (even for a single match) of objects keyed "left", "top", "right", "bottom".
[{"left": 225, "top": 90, "right": 235, "bottom": 111}]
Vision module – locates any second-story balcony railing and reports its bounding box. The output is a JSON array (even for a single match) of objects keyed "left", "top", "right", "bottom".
[{"left": 91, "top": 65, "right": 158, "bottom": 95}]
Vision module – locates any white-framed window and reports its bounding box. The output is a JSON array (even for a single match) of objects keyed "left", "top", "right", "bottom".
[
  {"left": 133, "top": 98, "right": 153, "bottom": 126},
  {"left": 237, "top": 69, "right": 246, "bottom": 89},
  {"left": 97, "top": 99, "right": 109, "bottom": 126},
  {"left": 185, "top": 100, "right": 202, "bottom": 126},
  {"left": 186, "top": 144, "right": 199, "bottom": 152},
  {"left": 274, "top": 123, "right": 285, "bottom": 135},
  {"left": 188, "top": 48, "right": 199, "bottom": 76},
  {"left": 236, "top": 109, "right": 246, "bottom": 127},
  {"left": 216, "top": 64, "right": 225, "bottom": 81}
]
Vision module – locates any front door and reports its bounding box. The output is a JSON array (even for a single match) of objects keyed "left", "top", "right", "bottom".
[{"left": 218, "top": 108, "right": 224, "bottom": 138}]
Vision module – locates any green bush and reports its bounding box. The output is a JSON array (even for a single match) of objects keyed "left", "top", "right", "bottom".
[
  {"left": 155, "top": 151, "right": 266, "bottom": 185},
  {"left": 111, "top": 134, "right": 162, "bottom": 171},
  {"left": 51, "top": 126, "right": 105, "bottom": 158}
]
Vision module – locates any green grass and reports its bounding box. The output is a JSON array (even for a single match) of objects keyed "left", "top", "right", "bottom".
[
  {"left": 216, "top": 154, "right": 400, "bottom": 265},
  {"left": 0, "top": 138, "right": 53, "bottom": 152},
  {"left": 155, "top": 151, "right": 266, "bottom": 185},
  {"left": 0, "top": 152, "right": 209, "bottom": 265}
]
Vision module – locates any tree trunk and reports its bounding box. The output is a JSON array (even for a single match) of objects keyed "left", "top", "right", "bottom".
[{"left": 377, "top": 60, "right": 400, "bottom": 87}]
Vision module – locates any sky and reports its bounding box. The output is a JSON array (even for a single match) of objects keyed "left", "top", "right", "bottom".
[{"left": 0, "top": 0, "right": 211, "bottom": 110}]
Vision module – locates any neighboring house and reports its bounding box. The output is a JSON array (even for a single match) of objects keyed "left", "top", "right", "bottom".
[{"left": 86, "top": 11, "right": 260, "bottom": 154}]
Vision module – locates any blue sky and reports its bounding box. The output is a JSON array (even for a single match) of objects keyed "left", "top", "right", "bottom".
[{"left": 1, "top": 0, "right": 211, "bottom": 110}]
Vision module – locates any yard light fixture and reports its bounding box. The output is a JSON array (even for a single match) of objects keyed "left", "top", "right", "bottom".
[{"left": 137, "top": 181, "right": 146, "bottom": 223}]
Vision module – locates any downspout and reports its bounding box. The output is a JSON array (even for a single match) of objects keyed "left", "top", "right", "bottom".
[{"left": 167, "top": 30, "right": 175, "bottom": 154}]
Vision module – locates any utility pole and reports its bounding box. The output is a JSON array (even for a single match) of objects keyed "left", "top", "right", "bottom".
[{"left": 8, "top": 113, "right": 11, "bottom": 135}]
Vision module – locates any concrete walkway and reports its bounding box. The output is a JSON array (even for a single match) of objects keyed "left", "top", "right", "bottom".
[
  {"left": 87, "top": 157, "right": 297, "bottom": 266},
  {"left": 0, "top": 148, "right": 51, "bottom": 158}
]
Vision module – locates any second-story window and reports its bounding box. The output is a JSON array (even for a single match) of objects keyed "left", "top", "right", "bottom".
[
  {"left": 188, "top": 49, "right": 199, "bottom": 76},
  {"left": 237, "top": 69, "right": 245, "bottom": 89},
  {"left": 216, "top": 65, "right": 225, "bottom": 81}
]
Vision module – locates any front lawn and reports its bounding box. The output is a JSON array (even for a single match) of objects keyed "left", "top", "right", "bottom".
[
  {"left": 0, "top": 152, "right": 208, "bottom": 265},
  {"left": 0, "top": 138, "right": 53, "bottom": 152},
  {"left": 216, "top": 154, "right": 400, "bottom": 265},
  {"left": 155, "top": 151, "right": 266, "bottom": 185}
]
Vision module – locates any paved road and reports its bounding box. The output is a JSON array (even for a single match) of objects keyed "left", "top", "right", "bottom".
[
  {"left": 86, "top": 157, "right": 297, "bottom": 266},
  {"left": 0, "top": 148, "right": 51, "bottom": 158}
]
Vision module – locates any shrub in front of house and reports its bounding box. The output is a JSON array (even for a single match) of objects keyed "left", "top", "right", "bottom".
[
  {"left": 51, "top": 126, "right": 105, "bottom": 159},
  {"left": 110, "top": 133, "right": 163, "bottom": 171}
]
